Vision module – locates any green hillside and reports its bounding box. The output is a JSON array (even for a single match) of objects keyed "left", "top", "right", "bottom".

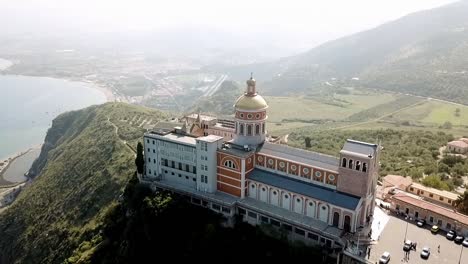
[
  {"left": 66, "top": 177, "right": 326, "bottom": 263},
  {"left": 0, "top": 103, "right": 167, "bottom": 264},
  {"left": 235, "top": 1, "right": 468, "bottom": 104}
]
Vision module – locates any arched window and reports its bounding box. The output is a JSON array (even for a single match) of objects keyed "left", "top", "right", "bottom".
[
  {"left": 348, "top": 159, "right": 353, "bottom": 169},
  {"left": 255, "top": 124, "right": 260, "bottom": 135},
  {"left": 224, "top": 160, "right": 237, "bottom": 169},
  {"left": 356, "top": 161, "right": 361, "bottom": 171},
  {"left": 262, "top": 123, "right": 265, "bottom": 133},
  {"left": 247, "top": 125, "right": 252, "bottom": 136},
  {"left": 342, "top": 158, "right": 347, "bottom": 167},
  {"left": 363, "top": 163, "right": 367, "bottom": 172},
  {"left": 240, "top": 124, "right": 244, "bottom": 135}
]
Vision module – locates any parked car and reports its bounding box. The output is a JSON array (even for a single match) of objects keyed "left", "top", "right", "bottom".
[
  {"left": 447, "top": 230, "right": 457, "bottom": 240},
  {"left": 431, "top": 225, "right": 439, "bottom": 234},
  {"left": 420, "top": 247, "right": 431, "bottom": 259},
  {"left": 463, "top": 238, "right": 468, "bottom": 247},
  {"left": 416, "top": 219, "right": 426, "bottom": 227},
  {"left": 403, "top": 240, "right": 412, "bottom": 251},
  {"left": 455, "top": 235, "right": 465, "bottom": 244},
  {"left": 379, "top": 251, "right": 391, "bottom": 264}
]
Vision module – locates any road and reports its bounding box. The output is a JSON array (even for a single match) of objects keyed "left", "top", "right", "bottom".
[
  {"left": 203, "top": 74, "right": 227, "bottom": 97},
  {"left": 369, "top": 211, "right": 468, "bottom": 264}
]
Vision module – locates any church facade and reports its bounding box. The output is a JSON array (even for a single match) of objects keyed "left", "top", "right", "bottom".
[{"left": 142, "top": 76, "right": 380, "bottom": 248}]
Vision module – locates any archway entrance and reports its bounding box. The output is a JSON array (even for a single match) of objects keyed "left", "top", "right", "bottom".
[
  {"left": 344, "top": 215, "right": 351, "bottom": 232},
  {"left": 333, "top": 212, "right": 340, "bottom": 227}
]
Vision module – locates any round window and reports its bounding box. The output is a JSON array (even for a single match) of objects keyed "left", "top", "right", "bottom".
[
  {"left": 255, "top": 113, "right": 261, "bottom": 119},
  {"left": 247, "top": 114, "right": 253, "bottom": 119},
  {"left": 291, "top": 165, "right": 297, "bottom": 171},
  {"left": 247, "top": 158, "right": 252, "bottom": 164},
  {"left": 262, "top": 187, "right": 266, "bottom": 192},
  {"left": 279, "top": 161, "right": 285, "bottom": 168},
  {"left": 296, "top": 198, "right": 301, "bottom": 203},
  {"left": 273, "top": 191, "right": 277, "bottom": 195},
  {"left": 322, "top": 206, "right": 327, "bottom": 210},
  {"left": 285, "top": 195, "right": 289, "bottom": 199},
  {"left": 328, "top": 174, "right": 335, "bottom": 181},
  {"left": 251, "top": 184, "right": 255, "bottom": 188},
  {"left": 309, "top": 202, "right": 313, "bottom": 207},
  {"left": 315, "top": 171, "right": 322, "bottom": 177},
  {"left": 239, "top": 113, "right": 244, "bottom": 118},
  {"left": 303, "top": 167, "right": 310, "bottom": 174},
  {"left": 268, "top": 159, "right": 274, "bottom": 165},
  {"left": 258, "top": 156, "right": 263, "bottom": 162}
]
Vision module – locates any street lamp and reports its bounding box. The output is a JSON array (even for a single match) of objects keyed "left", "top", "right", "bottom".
[{"left": 459, "top": 244, "right": 464, "bottom": 264}]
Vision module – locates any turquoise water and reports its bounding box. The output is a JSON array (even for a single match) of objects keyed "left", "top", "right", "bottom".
[{"left": 0, "top": 75, "right": 106, "bottom": 160}]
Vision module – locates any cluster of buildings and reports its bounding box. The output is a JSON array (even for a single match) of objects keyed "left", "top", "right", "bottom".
[
  {"left": 141, "top": 76, "right": 381, "bottom": 253},
  {"left": 382, "top": 175, "right": 468, "bottom": 236}
]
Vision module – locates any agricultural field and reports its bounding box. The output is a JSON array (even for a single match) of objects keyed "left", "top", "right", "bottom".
[{"left": 265, "top": 90, "right": 398, "bottom": 132}]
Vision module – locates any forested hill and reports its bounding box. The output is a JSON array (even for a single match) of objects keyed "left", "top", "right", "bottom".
[
  {"left": 232, "top": 1, "right": 468, "bottom": 103},
  {"left": 0, "top": 103, "right": 167, "bottom": 264}
]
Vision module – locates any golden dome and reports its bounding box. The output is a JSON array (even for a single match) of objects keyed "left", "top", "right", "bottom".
[{"left": 234, "top": 94, "right": 268, "bottom": 110}]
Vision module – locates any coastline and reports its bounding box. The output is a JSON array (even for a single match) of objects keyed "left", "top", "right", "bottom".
[
  {"left": 0, "top": 145, "right": 42, "bottom": 186},
  {"left": 84, "top": 80, "right": 116, "bottom": 102}
]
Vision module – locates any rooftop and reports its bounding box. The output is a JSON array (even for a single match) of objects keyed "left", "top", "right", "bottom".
[
  {"left": 248, "top": 168, "right": 361, "bottom": 210},
  {"left": 447, "top": 140, "right": 468, "bottom": 148},
  {"left": 197, "top": 135, "right": 223, "bottom": 143},
  {"left": 218, "top": 142, "right": 256, "bottom": 158},
  {"left": 150, "top": 121, "right": 183, "bottom": 134},
  {"left": 145, "top": 131, "right": 197, "bottom": 146},
  {"left": 259, "top": 142, "right": 339, "bottom": 172},
  {"left": 392, "top": 192, "right": 468, "bottom": 226},
  {"left": 341, "top": 139, "right": 378, "bottom": 157},
  {"left": 382, "top": 174, "right": 413, "bottom": 190},
  {"left": 410, "top": 182, "right": 459, "bottom": 200},
  {"left": 186, "top": 113, "right": 217, "bottom": 122}
]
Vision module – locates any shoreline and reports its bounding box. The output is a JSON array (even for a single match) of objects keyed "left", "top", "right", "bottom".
[{"left": 0, "top": 145, "right": 42, "bottom": 186}]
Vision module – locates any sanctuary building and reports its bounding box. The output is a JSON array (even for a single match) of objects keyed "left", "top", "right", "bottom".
[{"left": 141, "top": 76, "right": 380, "bottom": 249}]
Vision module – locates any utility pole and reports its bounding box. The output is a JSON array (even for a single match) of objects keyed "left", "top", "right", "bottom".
[{"left": 404, "top": 217, "right": 409, "bottom": 242}]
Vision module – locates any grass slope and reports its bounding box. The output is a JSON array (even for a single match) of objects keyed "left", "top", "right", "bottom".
[{"left": 0, "top": 103, "right": 166, "bottom": 264}]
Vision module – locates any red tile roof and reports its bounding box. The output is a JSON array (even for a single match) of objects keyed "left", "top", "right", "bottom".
[
  {"left": 448, "top": 140, "right": 468, "bottom": 148},
  {"left": 392, "top": 193, "right": 468, "bottom": 226}
]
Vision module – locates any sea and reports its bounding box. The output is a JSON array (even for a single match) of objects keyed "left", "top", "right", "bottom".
[{"left": 0, "top": 74, "right": 107, "bottom": 162}]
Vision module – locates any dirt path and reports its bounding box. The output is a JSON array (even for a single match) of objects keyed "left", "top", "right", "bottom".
[{"left": 107, "top": 117, "right": 136, "bottom": 155}]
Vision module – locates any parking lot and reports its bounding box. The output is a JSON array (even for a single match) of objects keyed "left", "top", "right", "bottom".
[{"left": 369, "top": 210, "right": 468, "bottom": 264}]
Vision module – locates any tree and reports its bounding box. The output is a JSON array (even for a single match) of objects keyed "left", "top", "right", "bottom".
[
  {"left": 135, "top": 142, "right": 145, "bottom": 174},
  {"left": 441, "top": 121, "right": 452, "bottom": 129},
  {"left": 304, "top": 137, "right": 312, "bottom": 148},
  {"left": 456, "top": 191, "right": 468, "bottom": 214}
]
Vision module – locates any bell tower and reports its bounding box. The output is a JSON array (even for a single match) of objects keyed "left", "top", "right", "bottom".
[{"left": 337, "top": 139, "right": 380, "bottom": 226}]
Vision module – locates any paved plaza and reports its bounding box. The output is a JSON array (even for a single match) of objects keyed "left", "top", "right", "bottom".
[{"left": 368, "top": 207, "right": 468, "bottom": 264}]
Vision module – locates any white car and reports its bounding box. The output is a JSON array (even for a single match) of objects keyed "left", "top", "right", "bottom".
[
  {"left": 463, "top": 238, "right": 468, "bottom": 247},
  {"left": 379, "top": 251, "right": 391, "bottom": 264},
  {"left": 420, "top": 247, "right": 430, "bottom": 259}
]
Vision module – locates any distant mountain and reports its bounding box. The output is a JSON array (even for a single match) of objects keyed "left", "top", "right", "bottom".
[
  {"left": 0, "top": 103, "right": 167, "bottom": 263},
  {"left": 235, "top": 1, "right": 468, "bottom": 103}
]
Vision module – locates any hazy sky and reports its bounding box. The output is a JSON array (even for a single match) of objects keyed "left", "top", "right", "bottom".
[{"left": 1, "top": 0, "right": 459, "bottom": 49}]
